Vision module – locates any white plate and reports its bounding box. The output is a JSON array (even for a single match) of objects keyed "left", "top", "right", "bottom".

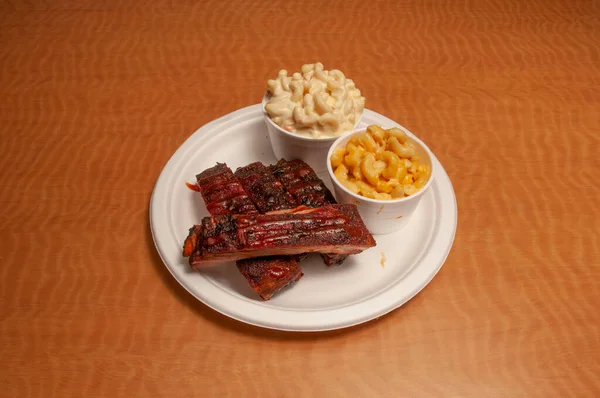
[{"left": 150, "top": 105, "right": 457, "bottom": 332}]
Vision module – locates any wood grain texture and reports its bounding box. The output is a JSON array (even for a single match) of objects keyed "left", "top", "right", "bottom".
[{"left": 1, "top": 0, "right": 599, "bottom": 396}]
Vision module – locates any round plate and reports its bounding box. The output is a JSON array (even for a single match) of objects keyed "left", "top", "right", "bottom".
[{"left": 150, "top": 105, "right": 457, "bottom": 332}]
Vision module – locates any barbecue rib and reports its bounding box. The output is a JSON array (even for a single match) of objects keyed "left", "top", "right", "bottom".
[
  {"left": 193, "top": 163, "right": 303, "bottom": 300},
  {"left": 234, "top": 162, "right": 297, "bottom": 212},
  {"left": 237, "top": 256, "right": 303, "bottom": 300},
  {"left": 232, "top": 161, "right": 309, "bottom": 298},
  {"left": 271, "top": 159, "right": 348, "bottom": 266},
  {"left": 185, "top": 204, "right": 376, "bottom": 267},
  {"left": 195, "top": 163, "right": 258, "bottom": 215},
  {"left": 271, "top": 159, "right": 337, "bottom": 207}
]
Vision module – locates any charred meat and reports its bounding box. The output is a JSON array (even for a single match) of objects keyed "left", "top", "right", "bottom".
[
  {"left": 193, "top": 163, "right": 303, "bottom": 299},
  {"left": 234, "top": 161, "right": 298, "bottom": 213},
  {"left": 186, "top": 205, "right": 376, "bottom": 268},
  {"left": 271, "top": 159, "right": 348, "bottom": 266},
  {"left": 236, "top": 256, "right": 303, "bottom": 300},
  {"left": 195, "top": 163, "right": 258, "bottom": 215},
  {"left": 271, "top": 159, "right": 336, "bottom": 207}
]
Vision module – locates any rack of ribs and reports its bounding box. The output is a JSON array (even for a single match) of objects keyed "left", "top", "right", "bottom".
[
  {"left": 191, "top": 163, "right": 303, "bottom": 300},
  {"left": 271, "top": 159, "right": 348, "bottom": 266},
  {"left": 234, "top": 162, "right": 298, "bottom": 212},
  {"left": 270, "top": 159, "right": 337, "bottom": 207},
  {"left": 233, "top": 162, "right": 307, "bottom": 298},
  {"left": 195, "top": 163, "right": 258, "bottom": 215},
  {"left": 184, "top": 204, "right": 376, "bottom": 267}
]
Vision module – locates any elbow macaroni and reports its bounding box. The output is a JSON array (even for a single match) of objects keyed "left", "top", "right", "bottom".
[
  {"left": 330, "top": 125, "right": 431, "bottom": 199},
  {"left": 265, "top": 63, "right": 366, "bottom": 139}
]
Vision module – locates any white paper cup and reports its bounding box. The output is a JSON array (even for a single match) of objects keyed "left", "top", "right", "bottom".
[
  {"left": 327, "top": 127, "right": 436, "bottom": 235},
  {"left": 262, "top": 94, "right": 363, "bottom": 174}
]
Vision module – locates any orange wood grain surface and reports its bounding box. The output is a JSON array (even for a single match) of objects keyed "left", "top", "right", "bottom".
[{"left": 1, "top": 0, "right": 599, "bottom": 396}]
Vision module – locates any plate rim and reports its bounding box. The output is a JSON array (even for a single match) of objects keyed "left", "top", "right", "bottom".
[{"left": 150, "top": 104, "right": 458, "bottom": 332}]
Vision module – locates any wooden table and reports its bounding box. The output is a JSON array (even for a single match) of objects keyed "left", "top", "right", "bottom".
[{"left": 1, "top": 0, "right": 599, "bottom": 396}]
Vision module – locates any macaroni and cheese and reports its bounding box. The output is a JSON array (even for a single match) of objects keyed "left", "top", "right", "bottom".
[
  {"left": 264, "top": 63, "right": 365, "bottom": 139},
  {"left": 330, "top": 125, "right": 431, "bottom": 200}
]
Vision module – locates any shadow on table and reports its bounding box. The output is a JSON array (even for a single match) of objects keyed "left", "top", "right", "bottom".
[{"left": 145, "top": 219, "right": 418, "bottom": 340}]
